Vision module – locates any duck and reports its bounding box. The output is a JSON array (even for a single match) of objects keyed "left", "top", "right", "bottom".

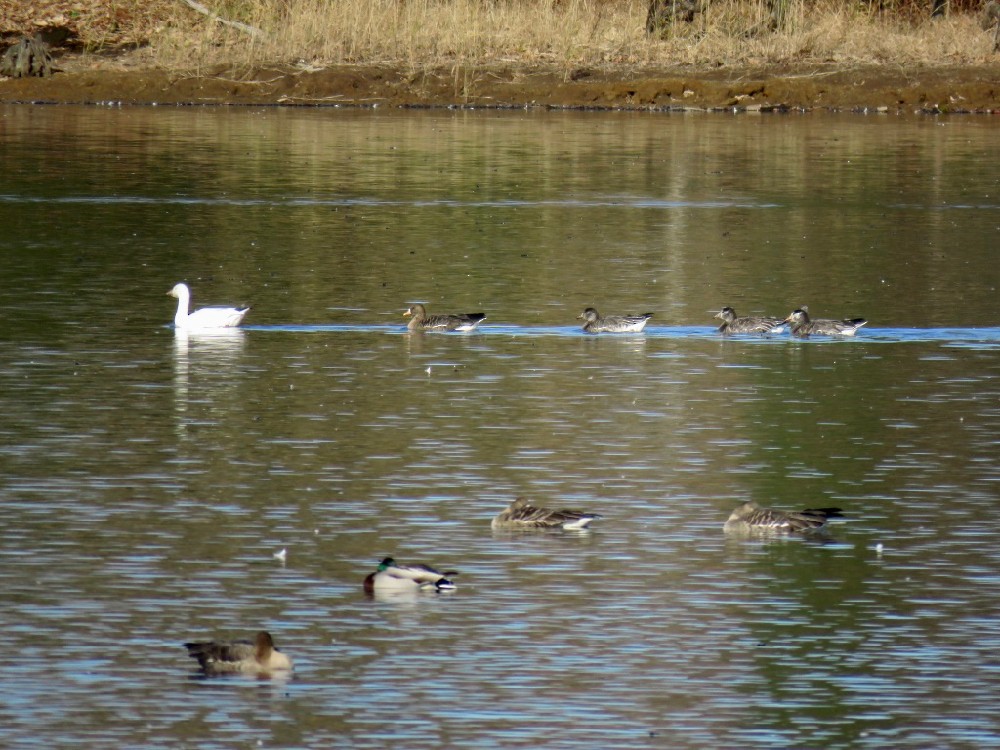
[
  {"left": 404, "top": 303, "right": 486, "bottom": 332},
  {"left": 168, "top": 282, "right": 250, "bottom": 329},
  {"left": 363, "top": 557, "right": 458, "bottom": 594},
  {"left": 491, "top": 496, "right": 603, "bottom": 530},
  {"left": 577, "top": 307, "right": 653, "bottom": 334},
  {"left": 724, "top": 501, "right": 844, "bottom": 533},
  {"left": 184, "top": 631, "right": 292, "bottom": 676},
  {"left": 784, "top": 307, "right": 867, "bottom": 337},
  {"left": 714, "top": 306, "right": 785, "bottom": 335}
]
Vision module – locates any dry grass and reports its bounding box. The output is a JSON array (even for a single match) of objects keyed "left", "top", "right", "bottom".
[{"left": 3, "top": 0, "right": 998, "bottom": 68}]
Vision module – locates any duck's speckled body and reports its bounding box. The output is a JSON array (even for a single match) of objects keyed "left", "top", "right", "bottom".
[
  {"left": 714, "top": 306, "right": 784, "bottom": 335},
  {"left": 578, "top": 307, "right": 653, "bottom": 334},
  {"left": 404, "top": 304, "right": 486, "bottom": 332},
  {"left": 784, "top": 308, "right": 867, "bottom": 337},
  {"left": 724, "top": 501, "right": 844, "bottom": 533},
  {"left": 491, "top": 496, "right": 603, "bottom": 530}
]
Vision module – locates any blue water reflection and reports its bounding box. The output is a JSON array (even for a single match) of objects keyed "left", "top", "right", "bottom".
[{"left": 252, "top": 323, "right": 1000, "bottom": 347}]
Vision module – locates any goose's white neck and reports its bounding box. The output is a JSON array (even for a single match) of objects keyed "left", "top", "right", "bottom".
[{"left": 169, "top": 283, "right": 192, "bottom": 327}]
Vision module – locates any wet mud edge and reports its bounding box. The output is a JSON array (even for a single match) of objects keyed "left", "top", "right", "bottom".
[{"left": 1, "top": 57, "right": 999, "bottom": 113}]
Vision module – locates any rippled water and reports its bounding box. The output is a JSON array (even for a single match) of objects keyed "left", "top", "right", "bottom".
[{"left": 2, "top": 105, "right": 1000, "bottom": 748}]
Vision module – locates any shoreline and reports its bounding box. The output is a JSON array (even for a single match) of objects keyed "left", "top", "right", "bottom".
[{"left": 2, "top": 56, "right": 999, "bottom": 113}]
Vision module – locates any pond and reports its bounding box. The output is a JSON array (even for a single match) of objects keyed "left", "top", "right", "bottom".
[{"left": 1, "top": 104, "right": 1000, "bottom": 749}]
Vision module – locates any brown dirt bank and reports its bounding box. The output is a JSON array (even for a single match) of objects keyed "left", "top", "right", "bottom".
[{"left": 2, "top": 55, "right": 999, "bottom": 113}]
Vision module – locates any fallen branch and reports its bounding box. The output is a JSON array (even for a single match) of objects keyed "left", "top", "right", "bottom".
[{"left": 180, "top": 0, "right": 266, "bottom": 39}]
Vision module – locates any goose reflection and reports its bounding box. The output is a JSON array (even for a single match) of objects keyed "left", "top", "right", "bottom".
[{"left": 172, "top": 328, "right": 247, "bottom": 428}]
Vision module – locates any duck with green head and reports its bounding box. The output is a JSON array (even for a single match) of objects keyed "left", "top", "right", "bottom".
[{"left": 363, "top": 557, "right": 458, "bottom": 594}]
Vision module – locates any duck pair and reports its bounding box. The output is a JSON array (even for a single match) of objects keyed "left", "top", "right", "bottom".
[
  {"left": 361, "top": 498, "right": 604, "bottom": 597},
  {"left": 494, "top": 496, "right": 842, "bottom": 534},
  {"left": 405, "top": 305, "right": 654, "bottom": 334},
  {"left": 715, "top": 306, "right": 867, "bottom": 337},
  {"left": 181, "top": 560, "right": 460, "bottom": 676},
  {"left": 181, "top": 561, "right": 460, "bottom": 676}
]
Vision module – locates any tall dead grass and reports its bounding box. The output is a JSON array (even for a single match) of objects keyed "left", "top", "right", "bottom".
[{"left": 31, "top": 0, "right": 1000, "bottom": 69}]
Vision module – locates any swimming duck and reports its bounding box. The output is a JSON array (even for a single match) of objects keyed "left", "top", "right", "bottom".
[
  {"left": 168, "top": 282, "right": 250, "bottom": 329},
  {"left": 578, "top": 307, "right": 653, "bottom": 334},
  {"left": 184, "top": 631, "right": 292, "bottom": 676},
  {"left": 714, "top": 306, "right": 785, "bottom": 335},
  {"left": 491, "top": 496, "right": 603, "bottom": 530},
  {"left": 784, "top": 307, "right": 867, "bottom": 337},
  {"left": 404, "top": 304, "right": 486, "bottom": 332},
  {"left": 363, "top": 557, "right": 458, "bottom": 593},
  {"left": 724, "top": 501, "right": 844, "bottom": 533}
]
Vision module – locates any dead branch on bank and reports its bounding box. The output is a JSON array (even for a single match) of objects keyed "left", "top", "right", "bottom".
[{"left": 180, "top": 0, "right": 266, "bottom": 39}]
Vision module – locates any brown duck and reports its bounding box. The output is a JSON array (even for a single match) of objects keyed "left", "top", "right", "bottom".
[
  {"left": 714, "top": 306, "right": 784, "bottom": 335},
  {"left": 491, "top": 496, "right": 603, "bottom": 530},
  {"left": 784, "top": 307, "right": 867, "bottom": 337},
  {"left": 184, "top": 631, "right": 292, "bottom": 676},
  {"left": 724, "top": 501, "right": 844, "bottom": 533},
  {"left": 404, "top": 303, "right": 486, "bottom": 332},
  {"left": 578, "top": 307, "right": 653, "bottom": 334}
]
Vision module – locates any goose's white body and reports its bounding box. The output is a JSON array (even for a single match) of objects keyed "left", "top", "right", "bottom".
[{"left": 168, "top": 283, "right": 250, "bottom": 330}]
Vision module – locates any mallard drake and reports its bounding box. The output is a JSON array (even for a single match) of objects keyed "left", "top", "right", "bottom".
[
  {"left": 714, "top": 306, "right": 785, "bottom": 335},
  {"left": 184, "top": 631, "right": 292, "bottom": 676},
  {"left": 491, "top": 496, "right": 603, "bottom": 530},
  {"left": 577, "top": 307, "right": 653, "bottom": 334},
  {"left": 404, "top": 303, "right": 486, "bottom": 332},
  {"left": 724, "top": 501, "right": 844, "bottom": 533},
  {"left": 784, "top": 307, "right": 867, "bottom": 337},
  {"left": 363, "top": 557, "right": 458, "bottom": 594},
  {"left": 168, "top": 282, "right": 250, "bottom": 329}
]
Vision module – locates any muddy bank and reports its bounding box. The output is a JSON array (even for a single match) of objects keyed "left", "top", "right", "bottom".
[{"left": 1, "top": 55, "right": 999, "bottom": 113}]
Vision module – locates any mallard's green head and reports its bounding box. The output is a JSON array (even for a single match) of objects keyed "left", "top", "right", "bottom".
[{"left": 377, "top": 557, "right": 396, "bottom": 571}]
